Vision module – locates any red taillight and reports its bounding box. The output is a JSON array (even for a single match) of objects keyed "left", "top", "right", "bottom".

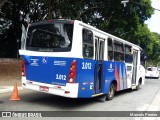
[
  {"left": 22, "top": 60, "right": 26, "bottom": 76},
  {"left": 67, "top": 60, "right": 76, "bottom": 83}
]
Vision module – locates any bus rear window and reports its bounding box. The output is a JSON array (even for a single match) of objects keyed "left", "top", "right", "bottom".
[{"left": 26, "top": 23, "right": 74, "bottom": 52}]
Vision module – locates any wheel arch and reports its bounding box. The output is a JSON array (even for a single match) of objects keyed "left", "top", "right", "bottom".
[
  {"left": 106, "top": 80, "right": 117, "bottom": 92},
  {"left": 105, "top": 80, "right": 117, "bottom": 101}
]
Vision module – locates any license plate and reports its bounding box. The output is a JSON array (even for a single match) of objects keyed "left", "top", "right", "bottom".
[{"left": 39, "top": 86, "right": 49, "bottom": 92}]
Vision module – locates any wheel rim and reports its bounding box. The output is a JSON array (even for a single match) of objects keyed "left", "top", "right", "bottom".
[{"left": 109, "top": 85, "right": 114, "bottom": 98}]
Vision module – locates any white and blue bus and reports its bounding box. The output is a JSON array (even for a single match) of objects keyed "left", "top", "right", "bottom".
[{"left": 19, "top": 19, "right": 145, "bottom": 100}]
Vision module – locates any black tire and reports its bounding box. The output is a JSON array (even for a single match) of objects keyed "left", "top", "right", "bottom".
[
  {"left": 136, "top": 83, "right": 140, "bottom": 91},
  {"left": 106, "top": 83, "right": 115, "bottom": 101},
  {"left": 136, "top": 80, "right": 141, "bottom": 91}
]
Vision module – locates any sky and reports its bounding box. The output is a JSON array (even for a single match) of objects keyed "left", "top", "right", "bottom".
[{"left": 145, "top": 0, "right": 160, "bottom": 34}]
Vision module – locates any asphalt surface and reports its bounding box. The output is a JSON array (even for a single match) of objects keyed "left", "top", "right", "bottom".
[{"left": 0, "top": 78, "right": 160, "bottom": 120}]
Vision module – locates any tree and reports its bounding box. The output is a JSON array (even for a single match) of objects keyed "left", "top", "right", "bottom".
[
  {"left": 149, "top": 32, "right": 160, "bottom": 65},
  {"left": 0, "top": 0, "right": 34, "bottom": 57},
  {"left": 0, "top": 0, "right": 156, "bottom": 59},
  {"left": 0, "top": 0, "right": 6, "bottom": 8}
]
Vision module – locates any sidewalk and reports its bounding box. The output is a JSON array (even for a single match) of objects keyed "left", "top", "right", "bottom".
[
  {"left": 0, "top": 79, "right": 23, "bottom": 94},
  {"left": 0, "top": 85, "right": 23, "bottom": 93}
]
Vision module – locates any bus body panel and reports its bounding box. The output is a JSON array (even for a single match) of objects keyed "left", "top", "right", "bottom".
[
  {"left": 20, "top": 53, "right": 143, "bottom": 98},
  {"left": 21, "top": 55, "right": 75, "bottom": 86},
  {"left": 102, "top": 61, "right": 128, "bottom": 93},
  {"left": 20, "top": 53, "right": 130, "bottom": 98},
  {"left": 20, "top": 52, "right": 95, "bottom": 98},
  {"left": 77, "top": 59, "right": 95, "bottom": 98}
]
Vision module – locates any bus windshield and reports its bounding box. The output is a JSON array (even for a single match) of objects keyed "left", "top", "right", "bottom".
[{"left": 26, "top": 23, "right": 74, "bottom": 52}]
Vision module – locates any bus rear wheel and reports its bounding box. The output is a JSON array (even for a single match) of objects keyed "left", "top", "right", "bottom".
[{"left": 106, "top": 83, "right": 115, "bottom": 101}]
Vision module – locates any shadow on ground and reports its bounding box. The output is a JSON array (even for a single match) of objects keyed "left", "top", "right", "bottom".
[{"left": 16, "top": 88, "right": 136, "bottom": 110}]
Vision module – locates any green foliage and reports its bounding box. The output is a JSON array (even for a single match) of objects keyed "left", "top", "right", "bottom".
[
  {"left": 0, "top": 0, "right": 159, "bottom": 65},
  {"left": 149, "top": 33, "right": 160, "bottom": 65}
]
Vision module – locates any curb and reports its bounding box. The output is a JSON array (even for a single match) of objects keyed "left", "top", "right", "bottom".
[{"left": 0, "top": 86, "right": 23, "bottom": 94}]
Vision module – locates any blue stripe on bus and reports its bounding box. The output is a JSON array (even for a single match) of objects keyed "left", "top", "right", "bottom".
[{"left": 21, "top": 55, "right": 128, "bottom": 98}]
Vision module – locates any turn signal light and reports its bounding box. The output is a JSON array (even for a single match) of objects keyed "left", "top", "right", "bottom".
[{"left": 67, "top": 60, "right": 76, "bottom": 83}]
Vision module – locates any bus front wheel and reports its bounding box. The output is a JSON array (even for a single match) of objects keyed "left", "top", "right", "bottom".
[
  {"left": 106, "top": 83, "right": 115, "bottom": 101},
  {"left": 136, "top": 79, "right": 142, "bottom": 91}
]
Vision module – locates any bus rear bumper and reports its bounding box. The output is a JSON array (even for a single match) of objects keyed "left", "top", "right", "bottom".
[{"left": 22, "top": 77, "right": 79, "bottom": 98}]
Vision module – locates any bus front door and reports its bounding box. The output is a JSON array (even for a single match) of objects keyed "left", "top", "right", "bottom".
[
  {"left": 94, "top": 37, "right": 104, "bottom": 94},
  {"left": 132, "top": 50, "right": 138, "bottom": 84}
]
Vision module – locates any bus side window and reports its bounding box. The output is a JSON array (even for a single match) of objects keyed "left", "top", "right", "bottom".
[
  {"left": 82, "top": 29, "right": 93, "bottom": 59},
  {"left": 107, "top": 38, "right": 113, "bottom": 60},
  {"left": 125, "top": 45, "right": 133, "bottom": 63},
  {"left": 114, "top": 41, "right": 124, "bottom": 61}
]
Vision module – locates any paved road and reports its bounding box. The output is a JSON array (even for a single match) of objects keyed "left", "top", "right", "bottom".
[{"left": 0, "top": 78, "right": 160, "bottom": 120}]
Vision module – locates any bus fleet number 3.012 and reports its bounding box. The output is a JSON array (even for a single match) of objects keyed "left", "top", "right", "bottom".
[
  {"left": 56, "top": 74, "right": 66, "bottom": 80},
  {"left": 82, "top": 62, "right": 92, "bottom": 69}
]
